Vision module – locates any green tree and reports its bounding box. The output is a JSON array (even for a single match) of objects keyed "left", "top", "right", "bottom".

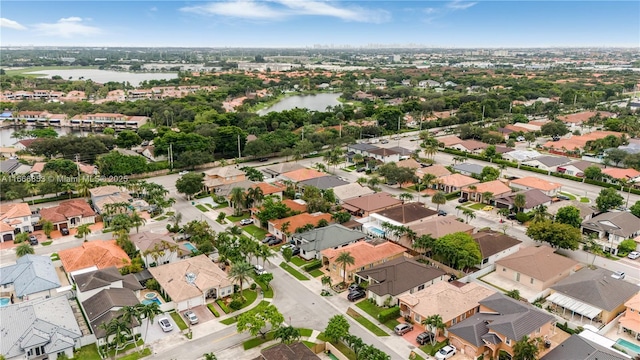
[
  {"left": 129, "top": 210, "right": 146, "bottom": 233},
  {"left": 324, "top": 315, "right": 350, "bottom": 343},
  {"left": 513, "top": 335, "right": 541, "bottom": 360},
  {"left": 97, "top": 151, "right": 149, "bottom": 176},
  {"left": 421, "top": 314, "right": 445, "bottom": 345},
  {"left": 175, "top": 172, "right": 204, "bottom": 200},
  {"left": 236, "top": 304, "right": 284, "bottom": 339},
  {"left": 583, "top": 166, "right": 603, "bottom": 180},
  {"left": 16, "top": 242, "right": 34, "bottom": 257},
  {"left": 42, "top": 220, "right": 54, "bottom": 239},
  {"left": 332, "top": 211, "right": 351, "bottom": 224},
  {"left": 100, "top": 317, "right": 131, "bottom": 359},
  {"left": 230, "top": 187, "right": 246, "bottom": 216},
  {"left": 335, "top": 251, "right": 355, "bottom": 285},
  {"left": 230, "top": 261, "right": 254, "bottom": 299},
  {"left": 257, "top": 272, "right": 273, "bottom": 290},
  {"left": 506, "top": 289, "right": 521, "bottom": 300},
  {"left": 555, "top": 206, "right": 582, "bottom": 228},
  {"left": 138, "top": 302, "right": 163, "bottom": 351},
  {"left": 413, "top": 234, "right": 435, "bottom": 257},
  {"left": 513, "top": 193, "right": 527, "bottom": 213},
  {"left": 115, "top": 130, "right": 142, "bottom": 149},
  {"left": 43, "top": 159, "right": 78, "bottom": 177},
  {"left": 531, "top": 205, "right": 550, "bottom": 223},
  {"left": 273, "top": 325, "right": 301, "bottom": 344},
  {"left": 76, "top": 224, "right": 91, "bottom": 241},
  {"left": 431, "top": 191, "right": 446, "bottom": 211},
  {"left": 203, "top": 353, "right": 217, "bottom": 360},
  {"left": 618, "top": 239, "right": 637, "bottom": 254},
  {"left": 433, "top": 232, "right": 481, "bottom": 270},
  {"left": 526, "top": 220, "right": 581, "bottom": 250},
  {"left": 630, "top": 200, "right": 640, "bottom": 217},
  {"left": 282, "top": 247, "right": 293, "bottom": 262},
  {"left": 480, "top": 166, "right": 500, "bottom": 181},
  {"left": 14, "top": 232, "right": 29, "bottom": 244},
  {"left": 595, "top": 187, "right": 624, "bottom": 212}
]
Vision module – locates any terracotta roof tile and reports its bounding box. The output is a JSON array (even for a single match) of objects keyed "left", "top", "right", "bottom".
[
  {"left": 0, "top": 203, "right": 31, "bottom": 221},
  {"left": 281, "top": 168, "right": 327, "bottom": 182},
  {"left": 59, "top": 240, "right": 131, "bottom": 273},
  {"left": 40, "top": 200, "right": 95, "bottom": 224},
  {"left": 322, "top": 241, "right": 406, "bottom": 271},
  {"left": 270, "top": 212, "right": 332, "bottom": 232},
  {"left": 510, "top": 177, "right": 561, "bottom": 191}
]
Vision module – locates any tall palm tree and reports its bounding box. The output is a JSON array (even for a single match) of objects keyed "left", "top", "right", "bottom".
[
  {"left": 246, "top": 186, "right": 265, "bottom": 208},
  {"left": 531, "top": 205, "right": 549, "bottom": 223},
  {"left": 413, "top": 234, "right": 435, "bottom": 257},
  {"left": 100, "top": 317, "right": 131, "bottom": 359},
  {"left": 335, "top": 251, "right": 355, "bottom": 285},
  {"left": 421, "top": 173, "right": 437, "bottom": 190},
  {"left": 258, "top": 244, "right": 275, "bottom": 267},
  {"left": 481, "top": 191, "right": 494, "bottom": 205},
  {"left": 513, "top": 193, "right": 527, "bottom": 213},
  {"left": 76, "top": 224, "right": 91, "bottom": 241},
  {"left": 431, "top": 191, "right": 447, "bottom": 211},
  {"left": 25, "top": 182, "right": 38, "bottom": 205},
  {"left": 462, "top": 208, "right": 476, "bottom": 223},
  {"left": 513, "top": 335, "right": 541, "bottom": 360},
  {"left": 168, "top": 212, "right": 182, "bottom": 229},
  {"left": 15, "top": 243, "right": 34, "bottom": 257},
  {"left": 399, "top": 193, "right": 414, "bottom": 203},
  {"left": 137, "top": 302, "right": 162, "bottom": 351},
  {"left": 230, "top": 261, "right": 254, "bottom": 299},
  {"left": 129, "top": 210, "right": 146, "bottom": 233},
  {"left": 230, "top": 187, "right": 246, "bottom": 216},
  {"left": 421, "top": 314, "right": 445, "bottom": 345}
]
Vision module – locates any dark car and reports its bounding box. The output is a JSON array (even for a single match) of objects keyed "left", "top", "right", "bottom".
[
  {"left": 291, "top": 247, "right": 300, "bottom": 256},
  {"left": 262, "top": 234, "right": 276, "bottom": 244},
  {"left": 507, "top": 214, "right": 517, "bottom": 220},
  {"left": 557, "top": 195, "right": 570, "bottom": 201},
  {"left": 356, "top": 167, "right": 366, "bottom": 173},
  {"left": 416, "top": 332, "right": 435, "bottom": 345},
  {"left": 347, "top": 290, "right": 366, "bottom": 302},
  {"left": 29, "top": 235, "right": 38, "bottom": 245},
  {"left": 258, "top": 157, "right": 269, "bottom": 162},
  {"left": 438, "top": 210, "right": 447, "bottom": 216},
  {"left": 448, "top": 274, "right": 458, "bottom": 282},
  {"left": 348, "top": 283, "right": 363, "bottom": 292},
  {"left": 457, "top": 198, "right": 469, "bottom": 203},
  {"left": 61, "top": 228, "right": 70, "bottom": 236},
  {"left": 267, "top": 237, "right": 282, "bottom": 246}
]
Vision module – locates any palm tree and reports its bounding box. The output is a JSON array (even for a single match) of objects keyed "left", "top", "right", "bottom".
[
  {"left": 513, "top": 193, "right": 527, "bottom": 213},
  {"left": 462, "top": 208, "right": 476, "bottom": 223},
  {"left": 230, "top": 187, "right": 246, "bottom": 216},
  {"left": 230, "top": 261, "right": 254, "bottom": 299},
  {"left": 129, "top": 210, "right": 146, "bottom": 233},
  {"left": 258, "top": 245, "right": 275, "bottom": 267},
  {"left": 531, "top": 205, "right": 549, "bottom": 223},
  {"left": 247, "top": 186, "right": 264, "bottom": 208},
  {"left": 481, "top": 191, "right": 494, "bottom": 205},
  {"left": 431, "top": 191, "right": 446, "bottom": 211},
  {"left": 137, "top": 302, "right": 162, "bottom": 351},
  {"left": 421, "top": 173, "right": 437, "bottom": 190},
  {"left": 353, "top": 153, "right": 364, "bottom": 165},
  {"left": 25, "top": 182, "right": 38, "bottom": 205},
  {"left": 41, "top": 220, "right": 54, "bottom": 239},
  {"left": 513, "top": 335, "right": 541, "bottom": 360},
  {"left": 15, "top": 243, "right": 34, "bottom": 257},
  {"left": 168, "top": 212, "right": 182, "bottom": 229},
  {"left": 367, "top": 176, "right": 381, "bottom": 192},
  {"left": 76, "top": 224, "right": 91, "bottom": 241},
  {"left": 421, "top": 314, "right": 445, "bottom": 345},
  {"left": 119, "top": 305, "right": 140, "bottom": 348},
  {"left": 100, "top": 317, "right": 131, "bottom": 359},
  {"left": 413, "top": 234, "right": 435, "bottom": 258},
  {"left": 335, "top": 251, "right": 355, "bottom": 285},
  {"left": 399, "top": 193, "right": 414, "bottom": 203}
]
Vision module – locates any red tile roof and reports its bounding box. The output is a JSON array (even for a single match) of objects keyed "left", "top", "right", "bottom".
[
  {"left": 270, "top": 213, "right": 332, "bottom": 233},
  {"left": 40, "top": 200, "right": 96, "bottom": 224},
  {"left": 59, "top": 240, "right": 131, "bottom": 272}
]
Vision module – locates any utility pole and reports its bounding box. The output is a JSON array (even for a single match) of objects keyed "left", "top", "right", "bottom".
[
  {"left": 482, "top": 105, "right": 485, "bottom": 122},
  {"left": 169, "top": 144, "right": 173, "bottom": 170},
  {"left": 237, "top": 134, "right": 242, "bottom": 158},
  {"left": 75, "top": 154, "right": 81, "bottom": 178}
]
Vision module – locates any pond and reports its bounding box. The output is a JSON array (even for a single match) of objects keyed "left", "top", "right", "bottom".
[
  {"left": 24, "top": 69, "right": 178, "bottom": 87},
  {"left": 257, "top": 93, "right": 342, "bottom": 115},
  {"left": 0, "top": 126, "right": 94, "bottom": 147}
]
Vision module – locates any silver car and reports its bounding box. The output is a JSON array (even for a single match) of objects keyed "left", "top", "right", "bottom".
[
  {"left": 158, "top": 317, "right": 173, "bottom": 332},
  {"left": 184, "top": 311, "right": 199, "bottom": 325}
]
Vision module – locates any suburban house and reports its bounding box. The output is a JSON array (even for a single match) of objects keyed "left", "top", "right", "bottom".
[
  {"left": 250, "top": 182, "right": 284, "bottom": 201},
  {"left": 203, "top": 166, "right": 246, "bottom": 192},
  {"left": 73, "top": 266, "right": 143, "bottom": 303},
  {"left": 0, "top": 202, "right": 34, "bottom": 237},
  {"left": 291, "top": 224, "right": 366, "bottom": 260},
  {"left": 556, "top": 160, "right": 602, "bottom": 177},
  {"left": 279, "top": 168, "right": 326, "bottom": 183},
  {"left": 89, "top": 185, "right": 132, "bottom": 215},
  {"left": 503, "top": 150, "right": 542, "bottom": 163},
  {"left": 448, "top": 293, "right": 555, "bottom": 360},
  {"left": 494, "top": 246, "right": 580, "bottom": 298},
  {"left": 0, "top": 255, "right": 62, "bottom": 301},
  {"left": 355, "top": 257, "right": 446, "bottom": 307},
  {"left": 321, "top": 240, "right": 406, "bottom": 284},
  {"left": 494, "top": 189, "right": 553, "bottom": 212},
  {"left": 341, "top": 192, "right": 403, "bottom": 217},
  {"left": 452, "top": 163, "right": 486, "bottom": 177},
  {"left": 541, "top": 333, "right": 630, "bottom": 360},
  {"left": 601, "top": 168, "right": 640, "bottom": 184},
  {"left": 558, "top": 111, "right": 615, "bottom": 128},
  {"left": 522, "top": 155, "right": 573, "bottom": 172},
  {"left": 398, "top": 282, "right": 496, "bottom": 334},
  {"left": 472, "top": 230, "right": 522, "bottom": 269},
  {"left": 39, "top": 199, "right": 96, "bottom": 231},
  {"left": 268, "top": 212, "right": 333, "bottom": 241},
  {"left": 0, "top": 159, "right": 30, "bottom": 175},
  {"left": 255, "top": 342, "right": 320, "bottom": 360},
  {"left": 59, "top": 240, "right": 132, "bottom": 275},
  {"left": 618, "top": 292, "right": 640, "bottom": 342},
  {"left": 368, "top": 147, "right": 401, "bottom": 163},
  {"left": 148, "top": 254, "right": 234, "bottom": 311},
  {"left": 450, "top": 140, "right": 488, "bottom": 154},
  {"left": 359, "top": 203, "right": 438, "bottom": 239},
  {"left": 0, "top": 296, "right": 83, "bottom": 360},
  {"left": 332, "top": 183, "right": 374, "bottom": 203},
  {"left": 415, "top": 164, "right": 452, "bottom": 181},
  {"left": 509, "top": 176, "right": 562, "bottom": 196},
  {"left": 263, "top": 162, "right": 305, "bottom": 178},
  {"left": 130, "top": 232, "right": 191, "bottom": 268},
  {"left": 547, "top": 201, "right": 596, "bottom": 222},
  {"left": 299, "top": 175, "right": 349, "bottom": 191},
  {"left": 581, "top": 211, "right": 640, "bottom": 255},
  {"left": 461, "top": 180, "right": 512, "bottom": 204},
  {"left": 548, "top": 267, "right": 640, "bottom": 325},
  {"left": 347, "top": 143, "right": 379, "bottom": 156},
  {"left": 82, "top": 287, "right": 141, "bottom": 345},
  {"left": 436, "top": 173, "right": 480, "bottom": 193},
  {"left": 216, "top": 180, "right": 256, "bottom": 200},
  {"left": 0, "top": 223, "right": 14, "bottom": 243},
  {"left": 407, "top": 216, "right": 475, "bottom": 247}
]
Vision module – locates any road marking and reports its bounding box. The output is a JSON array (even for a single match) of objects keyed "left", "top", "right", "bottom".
[{"left": 211, "top": 331, "right": 238, "bottom": 343}]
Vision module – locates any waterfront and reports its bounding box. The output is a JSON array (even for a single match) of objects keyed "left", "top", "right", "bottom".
[
  {"left": 0, "top": 126, "right": 93, "bottom": 147},
  {"left": 24, "top": 69, "right": 178, "bottom": 87},
  {"left": 257, "top": 93, "right": 342, "bottom": 115}
]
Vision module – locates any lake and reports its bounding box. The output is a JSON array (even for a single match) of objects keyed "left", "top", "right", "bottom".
[
  {"left": 257, "top": 93, "right": 342, "bottom": 115},
  {"left": 0, "top": 126, "right": 93, "bottom": 147},
  {"left": 25, "top": 69, "right": 178, "bottom": 87}
]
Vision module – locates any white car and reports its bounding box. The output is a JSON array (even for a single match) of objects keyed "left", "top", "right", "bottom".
[
  {"left": 184, "top": 311, "right": 199, "bottom": 325},
  {"left": 178, "top": 171, "right": 189, "bottom": 176},
  {"left": 254, "top": 264, "right": 267, "bottom": 275},
  {"left": 239, "top": 218, "right": 253, "bottom": 226},
  {"left": 611, "top": 271, "right": 626, "bottom": 280},
  {"left": 158, "top": 317, "right": 173, "bottom": 332},
  {"left": 628, "top": 251, "right": 640, "bottom": 260},
  {"left": 435, "top": 345, "right": 456, "bottom": 360}
]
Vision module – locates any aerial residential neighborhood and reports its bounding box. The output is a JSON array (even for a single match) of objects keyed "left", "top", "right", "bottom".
[{"left": 1, "top": 2, "right": 640, "bottom": 359}]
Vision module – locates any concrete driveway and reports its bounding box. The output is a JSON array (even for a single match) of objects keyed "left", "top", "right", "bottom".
[
  {"left": 180, "top": 305, "right": 215, "bottom": 325},
  {"left": 141, "top": 312, "right": 180, "bottom": 344}
]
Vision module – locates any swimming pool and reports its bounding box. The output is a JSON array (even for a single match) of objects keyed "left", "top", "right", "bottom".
[
  {"left": 616, "top": 338, "right": 640, "bottom": 355},
  {"left": 142, "top": 298, "right": 161, "bottom": 306},
  {"left": 0, "top": 298, "right": 10, "bottom": 307},
  {"left": 184, "top": 242, "right": 197, "bottom": 252},
  {"left": 369, "top": 227, "right": 385, "bottom": 237}
]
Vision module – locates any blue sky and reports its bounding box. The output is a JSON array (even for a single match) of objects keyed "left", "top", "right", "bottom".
[{"left": 1, "top": 1, "right": 638, "bottom": 48}]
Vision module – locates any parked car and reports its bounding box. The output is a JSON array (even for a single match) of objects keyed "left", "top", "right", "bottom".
[
  {"left": 29, "top": 235, "right": 38, "bottom": 246},
  {"left": 448, "top": 274, "right": 458, "bottom": 282},
  {"left": 628, "top": 251, "right": 640, "bottom": 260},
  {"left": 611, "top": 271, "right": 626, "bottom": 279},
  {"left": 482, "top": 206, "right": 494, "bottom": 211},
  {"left": 347, "top": 290, "right": 366, "bottom": 302},
  {"left": 394, "top": 323, "right": 413, "bottom": 335},
  {"left": 557, "top": 195, "right": 570, "bottom": 201},
  {"left": 184, "top": 311, "right": 199, "bottom": 325},
  {"left": 435, "top": 345, "right": 457, "bottom": 360},
  {"left": 416, "top": 332, "right": 435, "bottom": 345},
  {"left": 457, "top": 198, "right": 469, "bottom": 203},
  {"left": 348, "top": 283, "right": 362, "bottom": 292},
  {"left": 61, "top": 228, "right": 70, "bottom": 236},
  {"left": 437, "top": 210, "right": 447, "bottom": 216},
  {"left": 158, "top": 317, "right": 173, "bottom": 332},
  {"left": 516, "top": 136, "right": 525, "bottom": 142},
  {"left": 239, "top": 218, "right": 253, "bottom": 226},
  {"left": 262, "top": 234, "right": 276, "bottom": 243},
  {"left": 178, "top": 171, "right": 189, "bottom": 176},
  {"left": 291, "top": 247, "right": 300, "bottom": 256},
  {"left": 281, "top": 244, "right": 295, "bottom": 252},
  {"left": 380, "top": 140, "right": 389, "bottom": 144},
  {"left": 254, "top": 264, "right": 267, "bottom": 275},
  {"left": 356, "top": 167, "right": 366, "bottom": 173},
  {"left": 258, "top": 157, "right": 269, "bottom": 162},
  {"left": 267, "top": 237, "right": 282, "bottom": 246}
]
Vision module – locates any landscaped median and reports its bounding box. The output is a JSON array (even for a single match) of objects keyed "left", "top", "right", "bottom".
[
  {"left": 346, "top": 308, "right": 389, "bottom": 336},
  {"left": 279, "top": 262, "right": 310, "bottom": 281}
]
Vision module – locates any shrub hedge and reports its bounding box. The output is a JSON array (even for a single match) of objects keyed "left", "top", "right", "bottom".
[
  {"left": 378, "top": 306, "right": 400, "bottom": 323},
  {"left": 302, "top": 259, "right": 323, "bottom": 272},
  {"left": 216, "top": 299, "right": 231, "bottom": 314},
  {"left": 207, "top": 303, "right": 220, "bottom": 317}
]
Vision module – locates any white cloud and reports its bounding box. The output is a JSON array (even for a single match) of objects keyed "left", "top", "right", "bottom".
[
  {"left": 447, "top": 1, "right": 477, "bottom": 10},
  {"left": 423, "top": 0, "right": 477, "bottom": 23},
  {"left": 1, "top": 18, "right": 27, "bottom": 30},
  {"left": 150, "top": 6, "right": 158, "bottom": 12},
  {"left": 33, "top": 17, "right": 102, "bottom": 38},
  {"left": 180, "top": 0, "right": 390, "bottom": 23}
]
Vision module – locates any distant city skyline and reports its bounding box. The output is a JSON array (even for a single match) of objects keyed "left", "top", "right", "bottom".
[{"left": 1, "top": 1, "right": 639, "bottom": 48}]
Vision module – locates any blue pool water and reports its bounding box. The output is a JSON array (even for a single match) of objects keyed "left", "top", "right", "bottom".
[
  {"left": 0, "top": 298, "right": 10, "bottom": 307},
  {"left": 142, "top": 298, "right": 161, "bottom": 306},
  {"left": 369, "top": 227, "right": 385, "bottom": 237},
  {"left": 184, "top": 242, "right": 197, "bottom": 252},
  {"left": 616, "top": 338, "right": 640, "bottom": 354}
]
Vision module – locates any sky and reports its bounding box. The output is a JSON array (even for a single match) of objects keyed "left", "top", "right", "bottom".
[{"left": 1, "top": 1, "right": 639, "bottom": 48}]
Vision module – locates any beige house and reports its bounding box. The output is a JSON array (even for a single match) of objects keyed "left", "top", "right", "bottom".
[
  {"left": 321, "top": 241, "right": 406, "bottom": 284},
  {"left": 437, "top": 173, "right": 479, "bottom": 193},
  {"left": 204, "top": 166, "right": 246, "bottom": 192},
  {"left": 461, "top": 180, "right": 512, "bottom": 204},
  {"left": 509, "top": 176, "right": 562, "bottom": 196},
  {"left": 495, "top": 246, "right": 580, "bottom": 292}
]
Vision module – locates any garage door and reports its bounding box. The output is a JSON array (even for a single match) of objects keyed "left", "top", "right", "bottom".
[
  {"left": 464, "top": 345, "right": 475, "bottom": 356},
  {"left": 2, "top": 233, "right": 13, "bottom": 242},
  {"left": 177, "top": 296, "right": 204, "bottom": 311}
]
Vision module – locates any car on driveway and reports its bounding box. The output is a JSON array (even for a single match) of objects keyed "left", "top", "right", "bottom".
[
  {"left": 158, "top": 317, "right": 173, "bottom": 332},
  {"left": 557, "top": 195, "right": 571, "bottom": 201},
  {"left": 29, "top": 235, "right": 38, "bottom": 246},
  {"left": 239, "top": 218, "right": 253, "bottom": 226},
  {"left": 178, "top": 171, "right": 189, "bottom": 176},
  {"left": 611, "top": 271, "right": 626, "bottom": 279},
  {"left": 437, "top": 210, "right": 447, "bottom": 216},
  {"left": 262, "top": 234, "right": 276, "bottom": 244},
  {"left": 482, "top": 205, "right": 494, "bottom": 211},
  {"left": 347, "top": 290, "right": 366, "bottom": 302},
  {"left": 348, "top": 283, "right": 363, "bottom": 292},
  {"left": 356, "top": 167, "right": 366, "bottom": 173},
  {"left": 61, "top": 228, "right": 70, "bottom": 236},
  {"left": 254, "top": 264, "right": 267, "bottom": 275},
  {"left": 394, "top": 323, "right": 413, "bottom": 335},
  {"left": 416, "top": 332, "right": 435, "bottom": 345},
  {"left": 184, "top": 311, "right": 199, "bottom": 325},
  {"left": 628, "top": 251, "right": 640, "bottom": 260},
  {"left": 435, "top": 345, "right": 457, "bottom": 360},
  {"left": 267, "top": 237, "right": 282, "bottom": 246},
  {"left": 458, "top": 198, "right": 468, "bottom": 203}
]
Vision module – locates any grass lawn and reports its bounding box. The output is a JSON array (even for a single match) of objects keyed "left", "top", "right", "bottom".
[
  {"left": 346, "top": 308, "right": 389, "bottom": 336},
  {"left": 74, "top": 345, "right": 101, "bottom": 360},
  {"left": 221, "top": 300, "right": 270, "bottom": 325},
  {"left": 50, "top": 253, "right": 60, "bottom": 261},
  {"left": 105, "top": 339, "right": 144, "bottom": 358},
  {"left": 252, "top": 275, "right": 274, "bottom": 298},
  {"left": 227, "top": 213, "right": 250, "bottom": 222},
  {"left": 166, "top": 211, "right": 175, "bottom": 216},
  {"left": 170, "top": 312, "right": 188, "bottom": 330},
  {"left": 215, "top": 203, "right": 229, "bottom": 209},
  {"left": 410, "top": 352, "right": 426, "bottom": 360},
  {"left": 244, "top": 224, "right": 268, "bottom": 239},
  {"left": 243, "top": 331, "right": 275, "bottom": 350},
  {"left": 205, "top": 203, "right": 215, "bottom": 209},
  {"left": 154, "top": 216, "right": 168, "bottom": 221},
  {"left": 220, "top": 316, "right": 237, "bottom": 325},
  {"left": 308, "top": 269, "right": 324, "bottom": 278},
  {"left": 299, "top": 328, "right": 313, "bottom": 337},
  {"left": 560, "top": 192, "right": 577, "bottom": 200},
  {"left": 238, "top": 290, "right": 258, "bottom": 310},
  {"left": 303, "top": 341, "right": 317, "bottom": 348},
  {"left": 290, "top": 256, "right": 307, "bottom": 267},
  {"left": 580, "top": 197, "right": 590, "bottom": 203},
  {"left": 118, "top": 348, "right": 152, "bottom": 360},
  {"left": 468, "top": 203, "right": 484, "bottom": 210},
  {"left": 345, "top": 165, "right": 357, "bottom": 170},
  {"left": 41, "top": 241, "right": 52, "bottom": 246},
  {"left": 355, "top": 301, "right": 400, "bottom": 330},
  {"left": 420, "top": 340, "right": 448, "bottom": 356},
  {"left": 195, "top": 204, "right": 208, "bottom": 212},
  {"left": 280, "top": 263, "right": 310, "bottom": 281},
  {"left": 333, "top": 341, "right": 357, "bottom": 360}
]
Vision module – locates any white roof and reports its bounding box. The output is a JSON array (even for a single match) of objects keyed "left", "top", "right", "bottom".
[
  {"left": 547, "top": 292, "right": 602, "bottom": 319},
  {"left": 504, "top": 150, "right": 542, "bottom": 162}
]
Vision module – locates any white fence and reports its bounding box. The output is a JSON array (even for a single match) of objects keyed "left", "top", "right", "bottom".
[{"left": 459, "top": 264, "right": 495, "bottom": 283}]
